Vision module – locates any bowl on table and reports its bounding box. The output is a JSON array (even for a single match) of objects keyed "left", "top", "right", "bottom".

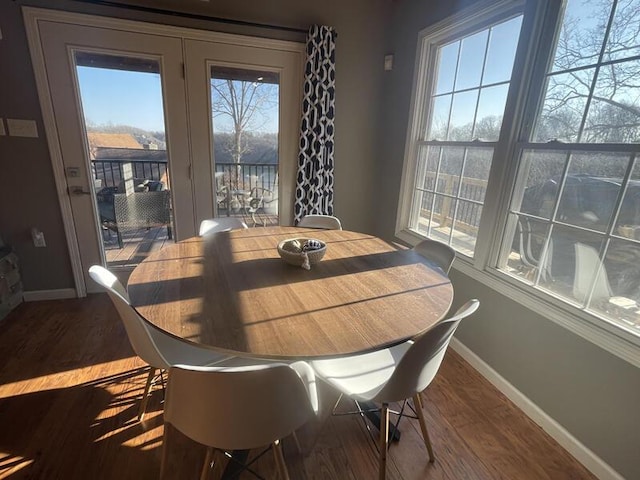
[{"left": 277, "top": 238, "right": 327, "bottom": 267}]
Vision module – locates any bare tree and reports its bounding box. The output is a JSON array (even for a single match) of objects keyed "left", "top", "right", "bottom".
[
  {"left": 210, "top": 79, "right": 278, "bottom": 184},
  {"left": 538, "top": 0, "right": 640, "bottom": 143}
]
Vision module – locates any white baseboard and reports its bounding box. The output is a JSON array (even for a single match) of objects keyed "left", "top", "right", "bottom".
[
  {"left": 23, "top": 288, "right": 77, "bottom": 302},
  {"left": 450, "top": 338, "right": 624, "bottom": 480}
]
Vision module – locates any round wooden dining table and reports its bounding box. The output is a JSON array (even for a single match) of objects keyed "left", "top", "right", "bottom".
[{"left": 127, "top": 226, "right": 454, "bottom": 360}]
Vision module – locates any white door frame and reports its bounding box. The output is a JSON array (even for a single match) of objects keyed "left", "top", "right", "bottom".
[{"left": 23, "top": 7, "right": 304, "bottom": 297}]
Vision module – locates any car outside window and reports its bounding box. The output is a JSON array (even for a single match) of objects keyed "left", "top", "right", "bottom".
[{"left": 500, "top": 0, "right": 640, "bottom": 334}]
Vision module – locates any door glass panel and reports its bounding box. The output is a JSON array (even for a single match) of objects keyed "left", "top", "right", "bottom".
[
  {"left": 210, "top": 66, "right": 280, "bottom": 227},
  {"left": 75, "top": 52, "right": 174, "bottom": 269}
]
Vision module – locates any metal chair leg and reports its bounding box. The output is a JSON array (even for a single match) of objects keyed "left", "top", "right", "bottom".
[
  {"left": 138, "top": 367, "right": 156, "bottom": 421},
  {"left": 379, "top": 403, "right": 389, "bottom": 480},
  {"left": 200, "top": 446, "right": 213, "bottom": 480},
  {"left": 413, "top": 394, "right": 434, "bottom": 462},
  {"left": 272, "top": 439, "right": 290, "bottom": 480}
]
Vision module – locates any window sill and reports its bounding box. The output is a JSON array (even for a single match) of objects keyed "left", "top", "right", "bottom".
[{"left": 395, "top": 229, "right": 640, "bottom": 368}]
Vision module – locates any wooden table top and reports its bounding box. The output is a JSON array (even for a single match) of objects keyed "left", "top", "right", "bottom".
[{"left": 128, "top": 226, "right": 454, "bottom": 360}]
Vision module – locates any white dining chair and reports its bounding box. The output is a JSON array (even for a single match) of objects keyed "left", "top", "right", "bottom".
[
  {"left": 310, "top": 299, "right": 479, "bottom": 480},
  {"left": 199, "top": 217, "right": 248, "bottom": 236},
  {"left": 163, "top": 362, "right": 319, "bottom": 480},
  {"left": 88, "top": 265, "right": 259, "bottom": 421},
  {"left": 298, "top": 214, "right": 342, "bottom": 230},
  {"left": 413, "top": 238, "right": 456, "bottom": 274},
  {"left": 573, "top": 242, "right": 613, "bottom": 303}
]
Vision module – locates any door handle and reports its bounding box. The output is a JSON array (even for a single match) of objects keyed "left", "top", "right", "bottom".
[{"left": 68, "top": 186, "right": 91, "bottom": 196}]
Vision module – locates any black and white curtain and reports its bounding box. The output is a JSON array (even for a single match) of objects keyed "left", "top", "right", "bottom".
[{"left": 294, "top": 25, "right": 337, "bottom": 224}]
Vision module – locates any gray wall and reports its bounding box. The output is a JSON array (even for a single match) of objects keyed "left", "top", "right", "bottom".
[
  {"left": 0, "top": 0, "right": 390, "bottom": 291},
  {"left": 375, "top": 0, "right": 640, "bottom": 478}
]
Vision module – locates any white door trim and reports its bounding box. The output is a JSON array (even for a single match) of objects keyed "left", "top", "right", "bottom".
[{"left": 23, "top": 7, "right": 304, "bottom": 296}]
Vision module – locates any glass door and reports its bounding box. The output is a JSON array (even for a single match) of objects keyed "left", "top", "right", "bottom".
[
  {"left": 74, "top": 52, "right": 174, "bottom": 268},
  {"left": 184, "top": 39, "right": 303, "bottom": 227},
  {"left": 210, "top": 66, "right": 280, "bottom": 226},
  {"left": 35, "top": 20, "right": 193, "bottom": 292}
]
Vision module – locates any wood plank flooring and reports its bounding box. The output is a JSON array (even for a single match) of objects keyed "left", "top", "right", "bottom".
[{"left": 0, "top": 296, "right": 596, "bottom": 480}]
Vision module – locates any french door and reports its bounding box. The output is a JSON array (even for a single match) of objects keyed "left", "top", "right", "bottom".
[{"left": 25, "top": 8, "right": 303, "bottom": 295}]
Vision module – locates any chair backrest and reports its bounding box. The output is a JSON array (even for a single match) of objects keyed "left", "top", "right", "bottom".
[
  {"left": 88, "top": 265, "right": 169, "bottom": 368},
  {"left": 298, "top": 214, "right": 342, "bottom": 230},
  {"left": 573, "top": 242, "right": 612, "bottom": 302},
  {"left": 199, "top": 218, "right": 248, "bottom": 236},
  {"left": 165, "top": 362, "right": 318, "bottom": 450},
  {"left": 114, "top": 191, "right": 171, "bottom": 227},
  {"left": 374, "top": 299, "right": 479, "bottom": 403},
  {"left": 413, "top": 239, "right": 456, "bottom": 274}
]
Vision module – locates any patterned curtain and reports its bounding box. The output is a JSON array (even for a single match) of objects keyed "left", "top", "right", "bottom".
[{"left": 294, "top": 25, "right": 337, "bottom": 224}]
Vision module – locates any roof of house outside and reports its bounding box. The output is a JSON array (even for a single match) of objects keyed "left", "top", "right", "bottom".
[
  {"left": 93, "top": 147, "right": 167, "bottom": 162},
  {"left": 87, "top": 132, "right": 141, "bottom": 149}
]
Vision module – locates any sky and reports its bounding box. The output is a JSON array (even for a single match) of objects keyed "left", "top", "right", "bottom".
[
  {"left": 76, "top": 66, "right": 166, "bottom": 132},
  {"left": 76, "top": 66, "right": 280, "bottom": 134}
]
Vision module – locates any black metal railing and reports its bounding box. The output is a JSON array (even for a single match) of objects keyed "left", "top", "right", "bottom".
[
  {"left": 92, "top": 160, "right": 278, "bottom": 194},
  {"left": 92, "top": 160, "right": 168, "bottom": 188}
]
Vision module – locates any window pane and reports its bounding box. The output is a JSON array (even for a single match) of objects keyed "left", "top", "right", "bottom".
[
  {"left": 582, "top": 59, "right": 640, "bottom": 143},
  {"left": 449, "top": 90, "right": 479, "bottom": 141},
  {"left": 435, "top": 147, "right": 465, "bottom": 194},
  {"left": 428, "top": 194, "right": 454, "bottom": 244},
  {"left": 413, "top": 191, "right": 435, "bottom": 236},
  {"left": 427, "top": 94, "right": 452, "bottom": 140},
  {"left": 416, "top": 145, "right": 440, "bottom": 191},
  {"left": 556, "top": 152, "right": 629, "bottom": 232},
  {"left": 518, "top": 150, "right": 568, "bottom": 219},
  {"left": 552, "top": 0, "right": 612, "bottom": 72},
  {"left": 538, "top": 225, "right": 605, "bottom": 300},
  {"left": 533, "top": 69, "right": 595, "bottom": 142},
  {"left": 615, "top": 158, "right": 640, "bottom": 235},
  {"left": 435, "top": 42, "right": 460, "bottom": 94},
  {"left": 460, "top": 147, "right": 493, "bottom": 202},
  {"left": 591, "top": 238, "right": 640, "bottom": 330},
  {"left": 474, "top": 84, "right": 509, "bottom": 141},
  {"left": 451, "top": 200, "right": 482, "bottom": 255},
  {"left": 455, "top": 30, "right": 489, "bottom": 90},
  {"left": 505, "top": 216, "right": 551, "bottom": 281},
  {"left": 604, "top": 0, "right": 640, "bottom": 62},
  {"left": 483, "top": 16, "right": 523, "bottom": 85}
]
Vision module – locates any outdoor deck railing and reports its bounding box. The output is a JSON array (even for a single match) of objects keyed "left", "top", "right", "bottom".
[
  {"left": 92, "top": 160, "right": 277, "bottom": 193},
  {"left": 420, "top": 173, "right": 487, "bottom": 236}
]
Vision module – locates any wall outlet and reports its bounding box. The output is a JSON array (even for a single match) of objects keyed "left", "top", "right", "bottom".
[{"left": 31, "top": 228, "right": 46, "bottom": 248}]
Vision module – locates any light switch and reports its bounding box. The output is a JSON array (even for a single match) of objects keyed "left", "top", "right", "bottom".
[
  {"left": 0, "top": 119, "right": 5, "bottom": 136},
  {"left": 7, "top": 119, "right": 39, "bottom": 138}
]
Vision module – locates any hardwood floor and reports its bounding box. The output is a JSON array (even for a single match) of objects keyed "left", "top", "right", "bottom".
[{"left": 0, "top": 296, "right": 596, "bottom": 480}]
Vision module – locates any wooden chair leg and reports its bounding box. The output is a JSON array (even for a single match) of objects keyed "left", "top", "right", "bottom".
[
  {"left": 379, "top": 403, "right": 389, "bottom": 480},
  {"left": 138, "top": 367, "right": 156, "bottom": 421},
  {"left": 413, "top": 394, "right": 435, "bottom": 462},
  {"left": 291, "top": 431, "right": 302, "bottom": 455},
  {"left": 272, "top": 439, "right": 290, "bottom": 480},
  {"left": 210, "top": 450, "right": 227, "bottom": 479},
  {"left": 200, "top": 446, "right": 213, "bottom": 480}
]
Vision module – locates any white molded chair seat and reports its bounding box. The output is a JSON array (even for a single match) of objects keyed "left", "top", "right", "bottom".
[
  {"left": 311, "top": 299, "right": 479, "bottom": 480},
  {"left": 298, "top": 214, "right": 342, "bottom": 230},
  {"left": 164, "top": 362, "right": 319, "bottom": 480},
  {"left": 573, "top": 242, "right": 613, "bottom": 303},
  {"left": 413, "top": 238, "right": 456, "bottom": 274},
  {"left": 88, "top": 265, "right": 262, "bottom": 420},
  {"left": 199, "top": 218, "right": 248, "bottom": 236}
]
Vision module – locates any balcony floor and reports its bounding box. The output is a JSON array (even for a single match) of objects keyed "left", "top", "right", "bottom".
[{"left": 104, "top": 213, "right": 278, "bottom": 269}]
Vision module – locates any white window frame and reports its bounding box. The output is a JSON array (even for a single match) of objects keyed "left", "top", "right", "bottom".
[
  {"left": 396, "top": 0, "right": 525, "bottom": 261},
  {"left": 397, "top": 0, "right": 640, "bottom": 368}
]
